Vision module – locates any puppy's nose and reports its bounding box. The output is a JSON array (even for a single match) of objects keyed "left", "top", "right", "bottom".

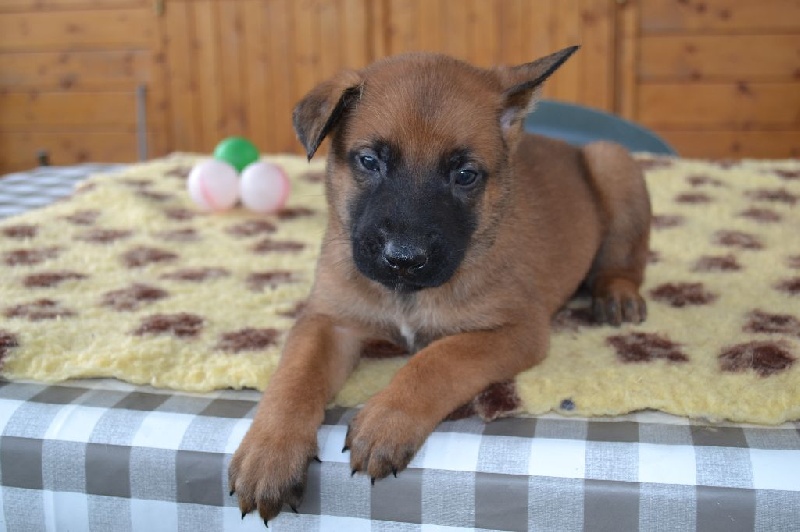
[{"left": 383, "top": 241, "right": 428, "bottom": 273}]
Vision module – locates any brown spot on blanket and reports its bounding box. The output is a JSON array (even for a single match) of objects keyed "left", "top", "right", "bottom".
[
  {"left": 775, "top": 277, "right": 800, "bottom": 296},
  {"left": 226, "top": 219, "right": 277, "bottom": 237},
  {"left": 161, "top": 268, "right": 230, "bottom": 282},
  {"left": 62, "top": 209, "right": 100, "bottom": 225},
  {"left": 714, "top": 230, "right": 763, "bottom": 250},
  {"left": 650, "top": 282, "right": 717, "bottom": 307},
  {"left": 738, "top": 208, "right": 782, "bottom": 223},
  {"left": 133, "top": 313, "right": 204, "bottom": 338},
  {"left": 23, "top": 271, "right": 87, "bottom": 288},
  {"left": 744, "top": 310, "right": 800, "bottom": 338},
  {"left": 607, "top": 332, "right": 689, "bottom": 364},
  {"left": 675, "top": 192, "right": 712, "bottom": 204},
  {"left": 3, "top": 246, "right": 61, "bottom": 266},
  {"left": 745, "top": 188, "right": 798, "bottom": 205},
  {"left": 122, "top": 246, "right": 178, "bottom": 268},
  {"left": 719, "top": 341, "right": 795, "bottom": 377},
  {"left": 165, "top": 165, "right": 192, "bottom": 178},
  {"left": 446, "top": 380, "right": 522, "bottom": 422},
  {"left": 246, "top": 271, "right": 296, "bottom": 292},
  {"left": 102, "top": 284, "right": 169, "bottom": 311},
  {"left": 0, "top": 330, "right": 20, "bottom": 362},
  {"left": 76, "top": 228, "right": 134, "bottom": 244},
  {"left": 686, "top": 175, "right": 725, "bottom": 187},
  {"left": 216, "top": 328, "right": 279, "bottom": 353},
  {"left": 276, "top": 207, "right": 316, "bottom": 220},
  {"left": 163, "top": 207, "right": 197, "bottom": 221},
  {"left": 153, "top": 228, "right": 200, "bottom": 242},
  {"left": 250, "top": 239, "right": 305, "bottom": 254},
  {"left": 652, "top": 215, "right": 685, "bottom": 229},
  {"left": 2, "top": 224, "right": 38, "bottom": 239},
  {"left": 692, "top": 254, "right": 741, "bottom": 272},
  {"left": 5, "top": 299, "right": 76, "bottom": 321}
]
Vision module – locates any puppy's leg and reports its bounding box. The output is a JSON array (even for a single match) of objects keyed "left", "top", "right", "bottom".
[
  {"left": 582, "top": 142, "right": 651, "bottom": 326},
  {"left": 345, "top": 320, "right": 546, "bottom": 480},
  {"left": 228, "top": 313, "right": 366, "bottom": 523}
]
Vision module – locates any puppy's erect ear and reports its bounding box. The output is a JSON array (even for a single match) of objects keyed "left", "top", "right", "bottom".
[
  {"left": 495, "top": 46, "right": 580, "bottom": 135},
  {"left": 292, "top": 70, "right": 363, "bottom": 160}
]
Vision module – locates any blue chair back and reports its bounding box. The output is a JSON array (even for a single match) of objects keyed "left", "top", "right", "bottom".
[{"left": 524, "top": 100, "right": 677, "bottom": 155}]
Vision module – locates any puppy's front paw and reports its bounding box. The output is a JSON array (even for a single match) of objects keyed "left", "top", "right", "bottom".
[
  {"left": 228, "top": 426, "right": 318, "bottom": 525},
  {"left": 592, "top": 278, "right": 647, "bottom": 326},
  {"left": 345, "top": 398, "right": 431, "bottom": 482}
]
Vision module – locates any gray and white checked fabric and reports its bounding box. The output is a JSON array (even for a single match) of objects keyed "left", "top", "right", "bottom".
[
  {"left": 0, "top": 379, "right": 798, "bottom": 532},
  {"left": 1, "top": 165, "right": 799, "bottom": 532},
  {"left": 0, "top": 165, "right": 124, "bottom": 219}
]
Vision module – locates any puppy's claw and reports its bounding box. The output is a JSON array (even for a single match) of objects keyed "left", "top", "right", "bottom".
[
  {"left": 229, "top": 489, "right": 235, "bottom": 497},
  {"left": 290, "top": 504, "right": 299, "bottom": 514},
  {"left": 241, "top": 511, "right": 246, "bottom": 520},
  {"left": 313, "top": 455, "right": 322, "bottom": 463},
  {"left": 371, "top": 477, "right": 376, "bottom": 486},
  {"left": 392, "top": 467, "right": 398, "bottom": 478},
  {"left": 351, "top": 468, "right": 358, "bottom": 477},
  {"left": 264, "top": 519, "right": 269, "bottom": 528},
  {"left": 342, "top": 445, "right": 349, "bottom": 453}
]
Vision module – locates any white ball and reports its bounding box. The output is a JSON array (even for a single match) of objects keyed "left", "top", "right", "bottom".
[
  {"left": 186, "top": 159, "right": 240, "bottom": 212},
  {"left": 240, "top": 161, "right": 290, "bottom": 214}
]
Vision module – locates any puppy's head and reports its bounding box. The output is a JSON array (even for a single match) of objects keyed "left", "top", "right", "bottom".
[{"left": 293, "top": 47, "right": 577, "bottom": 293}]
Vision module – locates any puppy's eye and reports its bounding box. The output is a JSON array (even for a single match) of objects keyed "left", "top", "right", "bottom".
[
  {"left": 359, "top": 155, "right": 380, "bottom": 173},
  {"left": 454, "top": 168, "right": 479, "bottom": 188}
]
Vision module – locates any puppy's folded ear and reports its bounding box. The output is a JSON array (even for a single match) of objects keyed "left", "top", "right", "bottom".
[
  {"left": 293, "top": 70, "right": 363, "bottom": 160},
  {"left": 495, "top": 46, "right": 580, "bottom": 138}
]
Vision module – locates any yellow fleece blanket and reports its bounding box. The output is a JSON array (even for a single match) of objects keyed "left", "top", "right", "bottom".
[{"left": 1, "top": 154, "right": 798, "bottom": 424}]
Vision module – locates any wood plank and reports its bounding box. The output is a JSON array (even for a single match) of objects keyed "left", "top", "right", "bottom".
[
  {"left": 0, "top": 91, "right": 138, "bottom": 128},
  {"left": 386, "top": 0, "right": 418, "bottom": 54},
  {"left": 578, "top": 0, "right": 614, "bottom": 111},
  {"left": 0, "top": 0, "right": 145, "bottom": 12},
  {"left": 417, "top": 0, "right": 442, "bottom": 53},
  {"left": 642, "top": 0, "right": 800, "bottom": 33},
  {"left": 162, "top": 0, "right": 199, "bottom": 151},
  {"left": 292, "top": 0, "right": 320, "bottom": 99},
  {"left": 469, "top": 0, "right": 498, "bottom": 66},
  {"left": 369, "top": 0, "right": 387, "bottom": 58},
  {"left": 443, "top": 0, "right": 469, "bottom": 60},
  {"left": 640, "top": 34, "right": 800, "bottom": 82},
  {"left": 146, "top": 0, "right": 171, "bottom": 157},
  {"left": 657, "top": 129, "right": 800, "bottom": 159},
  {"left": 318, "top": 0, "right": 341, "bottom": 78},
  {"left": 498, "top": 0, "right": 525, "bottom": 66},
  {"left": 616, "top": 0, "right": 638, "bottom": 119},
  {"left": 341, "top": 0, "right": 368, "bottom": 68},
  {"left": 0, "top": 131, "right": 161, "bottom": 173},
  {"left": 193, "top": 0, "right": 224, "bottom": 152},
  {"left": 0, "top": 9, "right": 153, "bottom": 51},
  {"left": 218, "top": 0, "right": 247, "bottom": 137},
  {"left": 549, "top": 0, "right": 581, "bottom": 103},
  {"left": 637, "top": 82, "right": 800, "bottom": 129},
  {"left": 0, "top": 50, "right": 149, "bottom": 90},
  {"left": 242, "top": 0, "right": 271, "bottom": 153},
  {"left": 264, "top": 0, "right": 297, "bottom": 154}
]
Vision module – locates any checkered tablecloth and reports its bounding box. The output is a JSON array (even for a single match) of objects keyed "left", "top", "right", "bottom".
[{"left": 1, "top": 165, "right": 798, "bottom": 532}]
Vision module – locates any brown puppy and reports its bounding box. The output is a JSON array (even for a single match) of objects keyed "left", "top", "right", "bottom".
[{"left": 229, "top": 46, "right": 651, "bottom": 524}]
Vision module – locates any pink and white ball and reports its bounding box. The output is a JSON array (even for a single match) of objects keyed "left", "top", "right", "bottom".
[
  {"left": 239, "top": 161, "right": 290, "bottom": 214},
  {"left": 187, "top": 159, "right": 239, "bottom": 212}
]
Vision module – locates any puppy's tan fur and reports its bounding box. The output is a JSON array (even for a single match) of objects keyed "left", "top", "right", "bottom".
[{"left": 229, "top": 47, "right": 651, "bottom": 523}]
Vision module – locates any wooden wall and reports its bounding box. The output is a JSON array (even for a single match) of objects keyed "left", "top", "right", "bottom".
[
  {"left": 161, "top": 0, "right": 615, "bottom": 157},
  {"left": 1, "top": 0, "right": 798, "bottom": 172},
  {"left": 0, "top": 0, "right": 169, "bottom": 171},
  {"left": 624, "top": 0, "right": 800, "bottom": 158}
]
